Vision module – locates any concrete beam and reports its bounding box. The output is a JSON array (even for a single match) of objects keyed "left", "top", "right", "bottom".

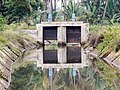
[
  {"left": 36, "top": 24, "right": 43, "bottom": 44},
  {"left": 58, "top": 26, "right": 66, "bottom": 43},
  {"left": 81, "top": 23, "right": 89, "bottom": 43},
  {"left": 40, "top": 64, "right": 87, "bottom": 69}
]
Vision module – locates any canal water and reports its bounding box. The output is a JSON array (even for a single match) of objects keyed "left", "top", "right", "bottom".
[
  {"left": 21, "top": 44, "right": 82, "bottom": 65},
  {"left": 8, "top": 44, "right": 108, "bottom": 90},
  {"left": 8, "top": 44, "right": 82, "bottom": 90}
]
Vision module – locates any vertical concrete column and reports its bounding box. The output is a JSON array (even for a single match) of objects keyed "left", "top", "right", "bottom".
[
  {"left": 57, "top": 26, "right": 66, "bottom": 44},
  {"left": 37, "top": 47, "right": 43, "bottom": 67},
  {"left": 81, "top": 23, "right": 89, "bottom": 43},
  {"left": 36, "top": 24, "right": 43, "bottom": 44},
  {"left": 81, "top": 48, "right": 88, "bottom": 67},
  {"left": 58, "top": 47, "right": 67, "bottom": 64}
]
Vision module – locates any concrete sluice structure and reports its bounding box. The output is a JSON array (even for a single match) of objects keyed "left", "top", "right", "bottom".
[
  {"left": 24, "top": 45, "right": 89, "bottom": 68},
  {"left": 36, "top": 22, "right": 89, "bottom": 44},
  {"left": 36, "top": 22, "right": 89, "bottom": 68},
  {"left": 21, "top": 22, "right": 90, "bottom": 68}
]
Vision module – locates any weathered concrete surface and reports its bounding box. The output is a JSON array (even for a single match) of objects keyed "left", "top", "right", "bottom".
[
  {"left": 37, "top": 47, "right": 43, "bottom": 67},
  {"left": 58, "top": 47, "right": 67, "bottom": 64},
  {"left": 81, "top": 23, "right": 89, "bottom": 43},
  {"left": 58, "top": 26, "right": 66, "bottom": 43},
  {"left": 40, "top": 21, "right": 84, "bottom": 26},
  {"left": 20, "top": 30, "right": 38, "bottom": 41},
  {"left": 36, "top": 24, "right": 43, "bottom": 43},
  {"left": 39, "top": 64, "right": 87, "bottom": 69}
]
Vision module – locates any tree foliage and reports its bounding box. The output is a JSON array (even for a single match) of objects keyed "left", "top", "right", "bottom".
[
  {"left": 0, "top": 0, "right": 43, "bottom": 25},
  {"left": 0, "top": 14, "right": 6, "bottom": 31}
]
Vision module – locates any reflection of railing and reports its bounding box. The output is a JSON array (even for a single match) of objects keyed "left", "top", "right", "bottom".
[{"left": 85, "top": 48, "right": 120, "bottom": 69}]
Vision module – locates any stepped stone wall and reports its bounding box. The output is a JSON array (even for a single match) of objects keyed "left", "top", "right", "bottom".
[{"left": 0, "top": 36, "right": 39, "bottom": 90}]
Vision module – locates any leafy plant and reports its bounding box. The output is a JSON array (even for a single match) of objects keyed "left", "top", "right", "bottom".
[
  {"left": 62, "top": 0, "right": 83, "bottom": 21},
  {"left": 0, "top": 14, "right": 6, "bottom": 31},
  {"left": 8, "top": 64, "right": 43, "bottom": 90},
  {"left": 4, "top": 0, "right": 43, "bottom": 25},
  {"left": 95, "top": 25, "right": 120, "bottom": 54}
]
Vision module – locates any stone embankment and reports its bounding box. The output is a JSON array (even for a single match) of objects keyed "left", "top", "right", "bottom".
[{"left": 0, "top": 34, "right": 39, "bottom": 90}]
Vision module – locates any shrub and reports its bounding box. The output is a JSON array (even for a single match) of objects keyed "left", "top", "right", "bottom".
[{"left": 0, "top": 14, "right": 6, "bottom": 31}]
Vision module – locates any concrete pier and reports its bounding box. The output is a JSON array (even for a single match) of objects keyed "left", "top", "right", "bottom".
[{"left": 58, "top": 26, "right": 66, "bottom": 44}]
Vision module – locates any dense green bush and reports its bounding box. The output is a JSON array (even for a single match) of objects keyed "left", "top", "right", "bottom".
[
  {"left": 90, "top": 25, "right": 120, "bottom": 53},
  {"left": 8, "top": 64, "right": 43, "bottom": 90},
  {"left": 0, "top": 35, "right": 7, "bottom": 47},
  {"left": 0, "top": 14, "right": 6, "bottom": 31}
]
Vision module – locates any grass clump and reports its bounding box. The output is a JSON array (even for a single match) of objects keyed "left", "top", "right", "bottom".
[{"left": 0, "top": 34, "right": 8, "bottom": 47}]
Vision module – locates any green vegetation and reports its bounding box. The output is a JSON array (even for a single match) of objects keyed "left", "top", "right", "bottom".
[
  {"left": 0, "top": 0, "right": 120, "bottom": 25},
  {"left": 88, "top": 25, "right": 120, "bottom": 90},
  {"left": 0, "top": 14, "right": 6, "bottom": 31},
  {"left": 8, "top": 64, "right": 43, "bottom": 90},
  {"left": 0, "top": 0, "right": 43, "bottom": 25},
  {"left": 96, "top": 60, "right": 120, "bottom": 90},
  {"left": 90, "top": 25, "right": 120, "bottom": 54}
]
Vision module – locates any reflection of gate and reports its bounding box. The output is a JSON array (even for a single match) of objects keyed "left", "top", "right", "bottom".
[
  {"left": 43, "top": 26, "right": 57, "bottom": 40},
  {"left": 43, "top": 50, "right": 58, "bottom": 63},
  {"left": 67, "top": 46, "right": 81, "bottom": 63},
  {"left": 67, "top": 26, "right": 81, "bottom": 43}
]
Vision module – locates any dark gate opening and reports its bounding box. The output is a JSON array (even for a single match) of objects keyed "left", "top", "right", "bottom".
[
  {"left": 67, "top": 46, "right": 81, "bottom": 63},
  {"left": 43, "top": 26, "right": 57, "bottom": 40},
  {"left": 66, "top": 26, "right": 81, "bottom": 43}
]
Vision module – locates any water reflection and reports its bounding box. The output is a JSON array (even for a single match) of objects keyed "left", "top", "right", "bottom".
[
  {"left": 8, "top": 45, "right": 112, "bottom": 90},
  {"left": 67, "top": 46, "right": 81, "bottom": 63},
  {"left": 43, "top": 50, "right": 58, "bottom": 63},
  {"left": 22, "top": 44, "right": 83, "bottom": 68},
  {"left": 8, "top": 64, "right": 109, "bottom": 90},
  {"left": 43, "top": 45, "right": 81, "bottom": 64}
]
